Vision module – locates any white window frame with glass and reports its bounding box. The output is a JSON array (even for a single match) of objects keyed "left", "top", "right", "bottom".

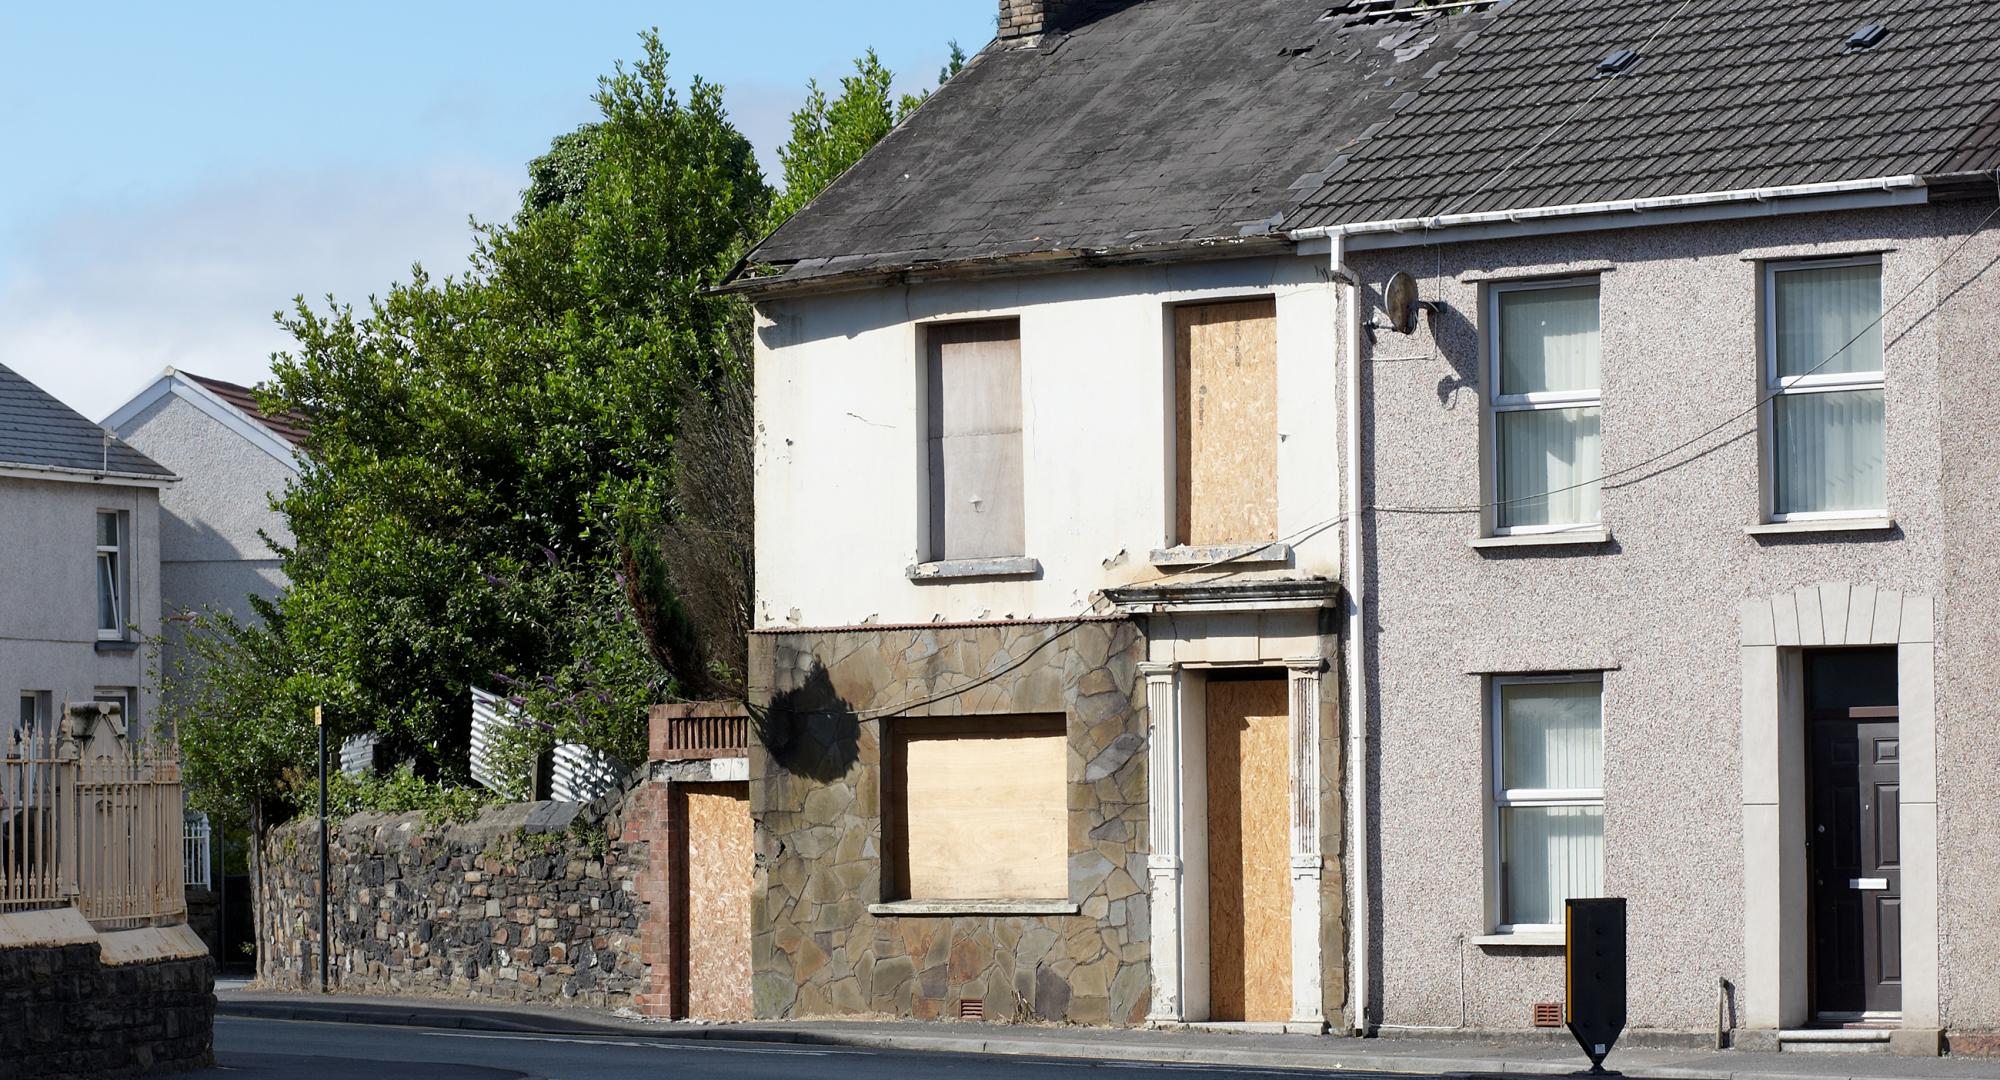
[
  {"left": 1762, "top": 256, "right": 1886, "bottom": 522},
  {"left": 96, "top": 510, "right": 125, "bottom": 640},
  {"left": 1486, "top": 279, "right": 1603, "bottom": 536},
  {"left": 1488, "top": 673, "right": 1605, "bottom": 936}
]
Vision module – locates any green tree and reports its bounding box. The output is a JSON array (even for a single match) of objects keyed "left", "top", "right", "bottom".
[
  {"left": 766, "top": 50, "right": 908, "bottom": 230},
  {"left": 165, "top": 30, "right": 767, "bottom": 808}
]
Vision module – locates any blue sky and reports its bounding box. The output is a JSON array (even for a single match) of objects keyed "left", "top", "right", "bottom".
[{"left": 0, "top": 2, "right": 992, "bottom": 419}]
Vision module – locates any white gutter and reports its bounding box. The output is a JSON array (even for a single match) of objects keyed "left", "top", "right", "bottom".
[
  {"left": 0, "top": 462, "right": 176, "bottom": 488},
  {"left": 1290, "top": 175, "right": 1929, "bottom": 248},
  {"left": 1334, "top": 232, "right": 1372, "bottom": 1037}
]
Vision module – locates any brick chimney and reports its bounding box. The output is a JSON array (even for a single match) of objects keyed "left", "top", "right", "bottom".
[{"left": 998, "top": 0, "right": 1126, "bottom": 41}]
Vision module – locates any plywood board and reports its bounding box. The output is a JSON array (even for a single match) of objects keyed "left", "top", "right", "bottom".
[
  {"left": 683, "top": 783, "right": 753, "bottom": 1021},
  {"left": 1175, "top": 299, "right": 1279, "bottom": 546},
  {"left": 1205, "top": 676, "right": 1291, "bottom": 1022},
  {"left": 893, "top": 717, "right": 1067, "bottom": 900},
  {"left": 926, "top": 320, "right": 1026, "bottom": 560}
]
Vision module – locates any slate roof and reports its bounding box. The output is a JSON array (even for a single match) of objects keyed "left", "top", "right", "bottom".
[
  {"left": 1288, "top": 0, "right": 2000, "bottom": 229},
  {"left": 0, "top": 362, "right": 173, "bottom": 479},
  {"left": 731, "top": 0, "right": 1492, "bottom": 293},
  {"left": 731, "top": 0, "right": 2000, "bottom": 294},
  {"left": 186, "top": 373, "right": 309, "bottom": 448}
]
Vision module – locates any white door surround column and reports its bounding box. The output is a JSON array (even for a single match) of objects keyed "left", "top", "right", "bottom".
[
  {"left": 1142, "top": 662, "right": 1187, "bottom": 1024},
  {"left": 1740, "top": 583, "right": 1938, "bottom": 1036},
  {"left": 1142, "top": 652, "right": 1334, "bottom": 1030},
  {"left": 1286, "top": 657, "right": 1329, "bottom": 1033}
]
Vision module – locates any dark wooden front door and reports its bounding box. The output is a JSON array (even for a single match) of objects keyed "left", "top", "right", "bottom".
[{"left": 1808, "top": 710, "right": 1902, "bottom": 1017}]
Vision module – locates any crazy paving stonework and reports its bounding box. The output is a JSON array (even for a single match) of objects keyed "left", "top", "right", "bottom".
[
  {"left": 748, "top": 618, "right": 1151, "bottom": 1025},
  {"left": 259, "top": 798, "right": 655, "bottom": 1008}
]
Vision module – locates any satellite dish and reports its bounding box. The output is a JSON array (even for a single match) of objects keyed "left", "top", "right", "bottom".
[{"left": 1384, "top": 271, "right": 1420, "bottom": 334}]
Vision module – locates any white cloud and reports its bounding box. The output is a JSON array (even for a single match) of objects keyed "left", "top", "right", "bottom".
[{"left": 0, "top": 163, "right": 521, "bottom": 421}]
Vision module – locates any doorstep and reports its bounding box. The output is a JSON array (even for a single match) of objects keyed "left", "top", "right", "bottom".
[{"left": 1779, "top": 1027, "right": 1892, "bottom": 1053}]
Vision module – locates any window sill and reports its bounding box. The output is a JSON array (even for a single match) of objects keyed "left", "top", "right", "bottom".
[
  {"left": 1469, "top": 527, "right": 1610, "bottom": 551},
  {"left": 1744, "top": 516, "right": 1895, "bottom": 537},
  {"left": 1472, "top": 930, "right": 1564, "bottom": 948},
  {"left": 94, "top": 639, "right": 139, "bottom": 655},
  {"left": 1149, "top": 542, "right": 1292, "bottom": 568},
  {"left": 905, "top": 557, "right": 1041, "bottom": 581},
  {"left": 868, "top": 899, "right": 1080, "bottom": 917}
]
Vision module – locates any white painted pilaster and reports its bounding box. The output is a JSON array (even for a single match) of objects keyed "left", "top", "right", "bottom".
[
  {"left": 1142, "top": 662, "right": 1185, "bottom": 1024},
  {"left": 1286, "top": 658, "right": 1327, "bottom": 1030}
]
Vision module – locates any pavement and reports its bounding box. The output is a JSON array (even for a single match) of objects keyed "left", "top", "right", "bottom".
[{"left": 214, "top": 988, "right": 2000, "bottom": 1080}]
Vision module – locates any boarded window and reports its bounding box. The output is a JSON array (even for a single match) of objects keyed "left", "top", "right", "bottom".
[
  {"left": 890, "top": 716, "right": 1066, "bottom": 900},
  {"left": 926, "top": 320, "right": 1025, "bottom": 561},
  {"left": 1174, "top": 298, "right": 1279, "bottom": 546}
]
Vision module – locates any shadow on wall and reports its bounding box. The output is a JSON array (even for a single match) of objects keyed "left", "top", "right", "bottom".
[{"left": 753, "top": 660, "right": 859, "bottom": 782}]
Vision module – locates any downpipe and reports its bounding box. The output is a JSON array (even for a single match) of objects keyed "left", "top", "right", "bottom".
[{"left": 1334, "top": 232, "right": 1373, "bottom": 1037}]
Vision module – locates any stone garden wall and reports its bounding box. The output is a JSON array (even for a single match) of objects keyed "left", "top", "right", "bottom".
[
  {"left": 748, "top": 617, "right": 1152, "bottom": 1025},
  {"left": 0, "top": 909, "right": 215, "bottom": 1079},
  {"left": 259, "top": 793, "right": 667, "bottom": 1010}
]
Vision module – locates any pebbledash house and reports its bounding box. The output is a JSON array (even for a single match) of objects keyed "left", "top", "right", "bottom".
[{"left": 721, "top": 0, "right": 2000, "bottom": 1055}]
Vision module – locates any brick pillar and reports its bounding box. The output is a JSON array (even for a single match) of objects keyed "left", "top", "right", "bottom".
[{"left": 621, "top": 781, "right": 681, "bottom": 1017}]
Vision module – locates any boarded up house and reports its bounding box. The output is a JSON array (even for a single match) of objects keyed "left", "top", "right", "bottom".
[{"left": 729, "top": 0, "right": 2000, "bottom": 1055}]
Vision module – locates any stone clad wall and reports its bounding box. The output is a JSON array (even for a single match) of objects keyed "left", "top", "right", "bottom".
[
  {"left": 259, "top": 798, "right": 659, "bottom": 1008},
  {"left": 0, "top": 911, "right": 214, "bottom": 1079},
  {"left": 749, "top": 618, "right": 1151, "bottom": 1024}
]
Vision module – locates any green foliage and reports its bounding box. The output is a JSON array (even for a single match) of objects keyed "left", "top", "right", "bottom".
[
  {"left": 940, "top": 40, "right": 967, "bottom": 85},
  {"left": 296, "top": 762, "right": 492, "bottom": 827},
  {"left": 158, "top": 600, "right": 320, "bottom": 830},
  {"left": 767, "top": 50, "right": 906, "bottom": 230},
  {"left": 522, "top": 125, "right": 603, "bottom": 216},
  {"left": 242, "top": 29, "right": 766, "bottom": 785}
]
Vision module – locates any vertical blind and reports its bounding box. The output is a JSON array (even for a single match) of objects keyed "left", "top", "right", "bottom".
[
  {"left": 1496, "top": 285, "right": 1601, "bottom": 529},
  {"left": 1772, "top": 264, "right": 1885, "bottom": 515},
  {"left": 1498, "top": 680, "right": 1604, "bottom": 927}
]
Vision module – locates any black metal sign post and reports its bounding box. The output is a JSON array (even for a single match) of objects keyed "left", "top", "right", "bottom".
[{"left": 1565, "top": 897, "right": 1627, "bottom": 1075}]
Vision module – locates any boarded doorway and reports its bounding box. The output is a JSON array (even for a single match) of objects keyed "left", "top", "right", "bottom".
[
  {"left": 678, "top": 782, "right": 752, "bottom": 1020},
  {"left": 1804, "top": 649, "right": 1901, "bottom": 1020},
  {"left": 1205, "top": 672, "right": 1291, "bottom": 1022},
  {"left": 1174, "top": 298, "right": 1279, "bottom": 546}
]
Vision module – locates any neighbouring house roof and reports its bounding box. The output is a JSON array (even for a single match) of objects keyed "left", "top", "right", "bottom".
[
  {"left": 728, "top": 0, "right": 2000, "bottom": 297},
  {"left": 183, "top": 374, "right": 309, "bottom": 448},
  {"left": 1288, "top": 0, "right": 2000, "bottom": 229},
  {"left": 726, "top": 0, "right": 1495, "bottom": 295},
  {"left": 0, "top": 362, "right": 174, "bottom": 481},
  {"left": 101, "top": 368, "right": 307, "bottom": 473}
]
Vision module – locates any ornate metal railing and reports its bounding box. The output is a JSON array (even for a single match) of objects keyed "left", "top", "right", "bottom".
[{"left": 0, "top": 703, "right": 186, "bottom": 928}]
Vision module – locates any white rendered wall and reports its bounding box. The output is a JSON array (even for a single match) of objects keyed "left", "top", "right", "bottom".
[
  {"left": 753, "top": 256, "right": 1341, "bottom": 628},
  {"left": 0, "top": 476, "right": 163, "bottom": 738},
  {"left": 113, "top": 391, "right": 293, "bottom": 619}
]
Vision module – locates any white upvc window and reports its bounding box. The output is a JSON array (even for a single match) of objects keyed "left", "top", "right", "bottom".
[
  {"left": 96, "top": 510, "right": 125, "bottom": 640},
  {"left": 1487, "top": 279, "right": 1602, "bottom": 534},
  {"left": 1490, "top": 674, "right": 1604, "bottom": 933},
  {"left": 1763, "top": 256, "right": 1885, "bottom": 520}
]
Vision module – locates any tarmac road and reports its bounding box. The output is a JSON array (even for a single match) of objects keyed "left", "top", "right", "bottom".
[{"left": 195, "top": 1016, "right": 1437, "bottom": 1080}]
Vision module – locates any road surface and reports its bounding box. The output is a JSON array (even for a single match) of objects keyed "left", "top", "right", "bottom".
[{"left": 196, "top": 1016, "right": 1433, "bottom": 1080}]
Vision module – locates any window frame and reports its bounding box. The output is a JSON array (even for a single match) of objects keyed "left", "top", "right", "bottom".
[
  {"left": 916, "top": 316, "right": 1029, "bottom": 567},
  {"left": 96, "top": 509, "right": 125, "bottom": 640},
  {"left": 1760, "top": 254, "right": 1887, "bottom": 523},
  {"left": 1487, "top": 672, "right": 1605, "bottom": 934},
  {"left": 1485, "top": 277, "right": 1604, "bottom": 537},
  {"left": 883, "top": 713, "right": 1069, "bottom": 905}
]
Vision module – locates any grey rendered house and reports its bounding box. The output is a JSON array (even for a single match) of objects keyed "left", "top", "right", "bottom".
[
  {"left": 726, "top": 0, "right": 2000, "bottom": 1055},
  {"left": 0, "top": 362, "right": 173, "bottom": 748},
  {"left": 1301, "top": 0, "right": 2000, "bottom": 1054},
  {"left": 103, "top": 368, "right": 303, "bottom": 628}
]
